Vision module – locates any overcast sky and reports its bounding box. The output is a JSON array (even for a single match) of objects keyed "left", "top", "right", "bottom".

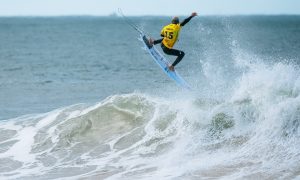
[{"left": 0, "top": 0, "right": 300, "bottom": 16}]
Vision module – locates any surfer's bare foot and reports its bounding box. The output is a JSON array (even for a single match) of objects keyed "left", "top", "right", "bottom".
[{"left": 168, "top": 65, "right": 175, "bottom": 71}]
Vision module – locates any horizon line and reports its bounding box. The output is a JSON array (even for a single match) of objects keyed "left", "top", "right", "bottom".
[{"left": 0, "top": 13, "right": 300, "bottom": 18}]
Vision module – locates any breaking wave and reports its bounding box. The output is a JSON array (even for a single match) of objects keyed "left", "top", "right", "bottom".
[{"left": 1, "top": 60, "right": 300, "bottom": 179}]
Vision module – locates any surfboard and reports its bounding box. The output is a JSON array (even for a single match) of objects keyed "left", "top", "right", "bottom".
[{"left": 140, "top": 34, "right": 192, "bottom": 90}]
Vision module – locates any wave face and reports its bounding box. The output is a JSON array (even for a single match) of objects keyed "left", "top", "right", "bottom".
[{"left": 1, "top": 61, "right": 300, "bottom": 179}]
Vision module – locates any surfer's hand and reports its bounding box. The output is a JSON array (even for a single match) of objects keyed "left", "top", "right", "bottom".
[
  {"left": 168, "top": 65, "right": 175, "bottom": 71},
  {"left": 191, "top": 12, "right": 197, "bottom": 17},
  {"left": 149, "top": 38, "right": 154, "bottom": 45}
]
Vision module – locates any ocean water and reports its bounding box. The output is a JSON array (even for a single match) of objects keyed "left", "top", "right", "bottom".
[{"left": 0, "top": 16, "right": 300, "bottom": 179}]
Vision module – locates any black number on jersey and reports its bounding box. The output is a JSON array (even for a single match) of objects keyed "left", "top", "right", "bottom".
[{"left": 164, "top": 31, "right": 174, "bottom": 39}]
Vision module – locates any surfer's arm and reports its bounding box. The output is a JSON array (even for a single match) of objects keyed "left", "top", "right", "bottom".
[
  {"left": 149, "top": 38, "right": 163, "bottom": 46},
  {"left": 180, "top": 12, "right": 197, "bottom": 27},
  {"left": 153, "top": 38, "right": 163, "bottom": 45},
  {"left": 152, "top": 31, "right": 166, "bottom": 45}
]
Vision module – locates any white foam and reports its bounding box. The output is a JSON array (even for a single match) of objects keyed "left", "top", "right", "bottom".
[
  {"left": 36, "top": 110, "right": 61, "bottom": 129},
  {"left": 0, "top": 126, "right": 35, "bottom": 163}
]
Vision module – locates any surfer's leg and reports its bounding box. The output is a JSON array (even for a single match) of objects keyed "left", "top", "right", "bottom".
[
  {"left": 171, "top": 49, "right": 185, "bottom": 66},
  {"left": 162, "top": 45, "right": 185, "bottom": 66}
]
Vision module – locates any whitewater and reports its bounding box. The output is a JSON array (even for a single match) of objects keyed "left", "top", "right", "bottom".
[{"left": 0, "top": 16, "right": 300, "bottom": 179}]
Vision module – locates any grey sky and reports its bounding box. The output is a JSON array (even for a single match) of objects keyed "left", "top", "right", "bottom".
[{"left": 0, "top": 0, "right": 299, "bottom": 16}]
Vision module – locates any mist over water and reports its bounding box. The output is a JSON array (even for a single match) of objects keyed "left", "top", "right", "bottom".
[{"left": 0, "top": 16, "right": 300, "bottom": 179}]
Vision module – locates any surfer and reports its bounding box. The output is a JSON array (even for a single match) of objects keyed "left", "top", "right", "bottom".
[{"left": 149, "top": 12, "right": 197, "bottom": 71}]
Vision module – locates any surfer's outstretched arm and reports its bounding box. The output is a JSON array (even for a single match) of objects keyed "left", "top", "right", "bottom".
[{"left": 180, "top": 12, "right": 197, "bottom": 27}]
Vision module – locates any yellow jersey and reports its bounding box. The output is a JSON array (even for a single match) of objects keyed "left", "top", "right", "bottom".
[{"left": 161, "top": 23, "right": 181, "bottom": 49}]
